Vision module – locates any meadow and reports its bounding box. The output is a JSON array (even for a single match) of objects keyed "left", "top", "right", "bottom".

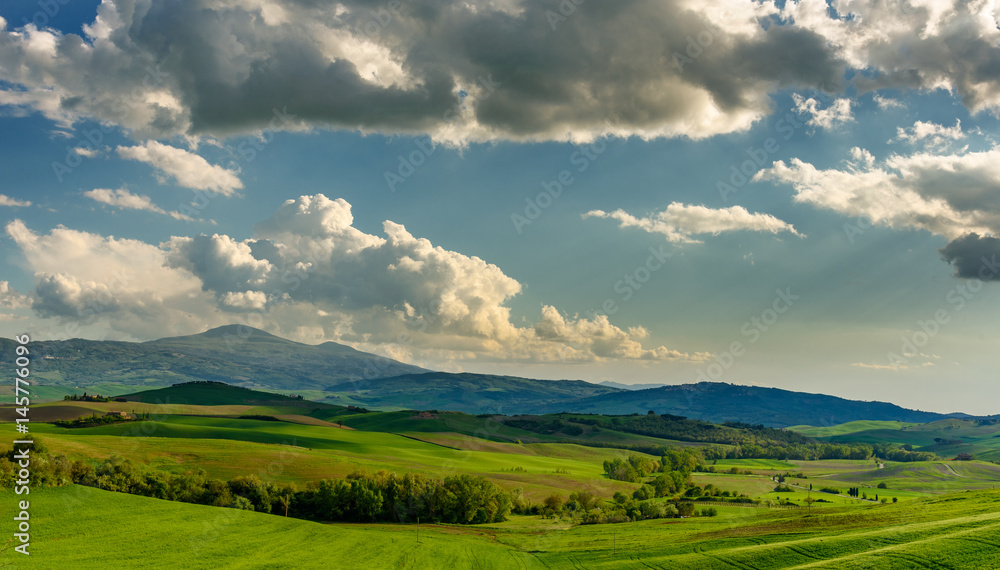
[{"left": 4, "top": 485, "right": 1000, "bottom": 568}]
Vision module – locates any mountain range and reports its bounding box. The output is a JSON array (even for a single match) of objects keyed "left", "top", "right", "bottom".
[{"left": 2, "top": 325, "right": 974, "bottom": 426}]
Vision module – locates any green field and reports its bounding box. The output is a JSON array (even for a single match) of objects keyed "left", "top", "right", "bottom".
[
  {"left": 789, "top": 419, "right": 1000, "bottom": 461},
  {"left": 5, "top": 382, "right": 1000, "bottom": 567},
  {"left": 5, "top": 485, "right": 1000, "bottom": 568},
  {"left": 788, "top": 420, "right": 919, "bottom": 437}
]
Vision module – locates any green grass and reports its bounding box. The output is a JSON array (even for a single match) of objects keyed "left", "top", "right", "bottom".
[
  {"left": 6, "top": 486, "right": 1000, "bottom": 568},
  {"left": 0, "top": 486, "right": 532, "bottom": 569},
  {"left": 27, "top": 416, "right": 646, "bottom": 501},
  {"left": 789, "top": 418, "right": 1000, "bottom": 461},
  {"left": 788, "top": 420, "right": 918, "bottom": 437},
  {"left": 711, "top": 459, "right": 800, "bottom": 470}
]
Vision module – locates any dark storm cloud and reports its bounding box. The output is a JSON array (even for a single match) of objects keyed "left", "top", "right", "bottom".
[{"left": 940, "top": 233, "right": 1000, "bottom": 281}]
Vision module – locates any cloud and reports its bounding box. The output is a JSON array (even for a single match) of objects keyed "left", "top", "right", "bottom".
[
  {"left": 84, "top": 187, "right": 193, "bottom": 221},
  {"left": 116, "top": 142, "right": 242, "bottom": 196},
  {"left": 0, "top": 281, "right": 30, "bottom": 310},
  {"left": 939, "top": 233, "right": 1000, "bottom": 281},
  {"left": 873, "top": 94, "right": 905, "bottom": 110},
  {"left": 779, "top": 0, "right": 1000, "bottom": 114},
  {"left": 756, "top": 146, "right": 1000, "bottom": 241},
  {"left": 0, "top": 0, "right": 847, "bottom": 143},
  {"left": 792, "top": 94, "right": 853, "bottom": 130},
  {"left": 892, "top": 119, "right": 965, "bottom": 149},
  {"left": 851, "top": 362, "right": 902, "bottom": 371},
  {"left": 4, "top": 219, "right": 217, "bottom": 338},
  {"left": 6, "top": 195, "right": 706, "bottom": 364},
  {"left": 583, "top": 202, "right": 801, "bottom": 244},
  {"left": 0, "top": 194, "right": 31, "bottom": 207}
]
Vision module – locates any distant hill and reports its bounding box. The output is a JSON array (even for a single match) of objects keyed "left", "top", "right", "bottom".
[
  {"left": 539, "top": 382, "right": 962, "bottom": 428},
  {"left": 0, "top": 325, "right": 426, "bottom": 391},
  {"left": 121, "top": 381, "right": 335, "bottom": 408},
  {"left": 323, "top": 372, "right": 622, "bottom": 415}
]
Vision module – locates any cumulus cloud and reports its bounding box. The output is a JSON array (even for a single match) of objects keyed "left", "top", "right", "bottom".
[
  {"left": 583, "top": 202, "right": 801, "bottom": 244},
  {"left": 6, "top": 195, "right": 705, "bottom": 364},
  {"left": 0, "top": 0, "right": 849, "bottom": 143},
  {"left": 84, "top": 187, "right": 193, "bottom": 221},
  {"left": 116, "top": 142, "right": 242, "bottom": 196},
  {"left": 792, "top": 93, "right": 853, "bottom": 130},
  {"left": 0, "top": 194, "right": 31, "bottom": 207},
  {"left": 756, "top": 146, "right": 1000, "bottom": 241},
  {"left": 4, "top": 219, "right": 218, "bottom": 338}
]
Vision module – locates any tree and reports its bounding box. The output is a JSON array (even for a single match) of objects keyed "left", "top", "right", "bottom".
[
  {"left": 676, "top": 502, "right": 695, "bottom": 517},
  {"left": 543, "top": 494, "right": 564, "bottom": 512}
]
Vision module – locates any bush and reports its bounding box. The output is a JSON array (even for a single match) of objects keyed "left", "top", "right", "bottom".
[{"left": 877, "top": 482, "right": 888, "bottom": 489}]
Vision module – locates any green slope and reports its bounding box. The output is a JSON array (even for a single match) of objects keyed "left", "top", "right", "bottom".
[
  {"left": 6, "top": 486, "right": 1000, "bottom": 568},
  {"left": 121, "top": 381, "right": 339, "bottom": 409}
]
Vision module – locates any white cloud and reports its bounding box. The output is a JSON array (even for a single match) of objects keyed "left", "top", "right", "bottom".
[
  {"left": 792, "top": 94, "right": 854, "bottom": 130},
  {"left": 778, "top": 0, "right": 1000, "bottom": 114},
  {"left": 116, "top": 142, "right": 242, "bottom": 196},
  {"left": 6, "top": 195, "right": 707, "bottom": 364},
  {"left": 756, "top": 146, "right": 1000, "bottom": 240},
  {"left": 0, "top": 194, "right": 31, "bottom": 207},
  {"left": 892, "top": 119, "right": 965, "bottom": 149},
  {"left": 583, "top": 202, "right": 801, "bottom": 244},
  {"left": 84, "top": 188, "right": 194, "bottom": 221},
  {"left": 4, "top": 219, "right": 217, "bottom": 339},
  {"left": 873, "top": 94, "right": 905, "bottom": 110},
  {"left": 0, "top": 281, "right": 30, "bottom": 310}
]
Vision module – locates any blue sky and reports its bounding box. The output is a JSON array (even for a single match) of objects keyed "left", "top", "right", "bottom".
[{"left": 1, "top": 0, "right": 999, "bottom": 414}]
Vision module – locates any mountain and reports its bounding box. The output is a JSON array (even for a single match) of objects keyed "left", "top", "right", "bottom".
[
  {"left": 323, "top": 372, "right": 622, "bottom": 414},
  {"left": 1, "top": 325, "right": 426, "bottom": 391},
  {"left": 539, "top": 382, "right": 962, "bottom": 428}
]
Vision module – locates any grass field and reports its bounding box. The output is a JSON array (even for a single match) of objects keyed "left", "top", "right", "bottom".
[
  {"left": 5, "top": 485, "right": 1000, "bottom": 568},
  {"left": 27, "top": 416, "right": 647, "bottom": 501},
  {"left": 787, "top": 420, "right": 919, "bottom": 437},
  {"left": 789, "top": 418, "right": 1000, "bottom": 462}
]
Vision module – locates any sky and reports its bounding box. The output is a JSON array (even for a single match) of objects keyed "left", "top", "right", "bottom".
[{"left": 0, "top": 0, "right": 999, "bottom": 414}]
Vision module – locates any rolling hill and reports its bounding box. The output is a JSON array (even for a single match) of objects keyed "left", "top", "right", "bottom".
[{"left": 0, "top": 325, "right": 426, "bottom": 391}]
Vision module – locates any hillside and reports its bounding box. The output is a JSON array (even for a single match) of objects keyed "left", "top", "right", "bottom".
[
  {"left": 540, "top": 382, "right": 960, "bottom": 428},
  {"left": 791, "top": 418, "right": 1000, "bottom": 462},
  {"left": 322, "top": 372, "right": 622, "bottom": 414},
  {"left": 121, "top": 381, "right": 335, "bottom": 408},
  {"left": 0, "top": 325, "right": 426, "bottom": 391}
]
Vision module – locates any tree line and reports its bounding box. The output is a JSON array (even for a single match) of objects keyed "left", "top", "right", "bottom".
[{"left": 0, "top": 440, "right": 512, "bottom": 525}]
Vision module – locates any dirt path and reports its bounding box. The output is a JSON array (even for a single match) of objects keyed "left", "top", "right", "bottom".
[{"left": 942, "top": 462, "right": 964, "bottom": 477}]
